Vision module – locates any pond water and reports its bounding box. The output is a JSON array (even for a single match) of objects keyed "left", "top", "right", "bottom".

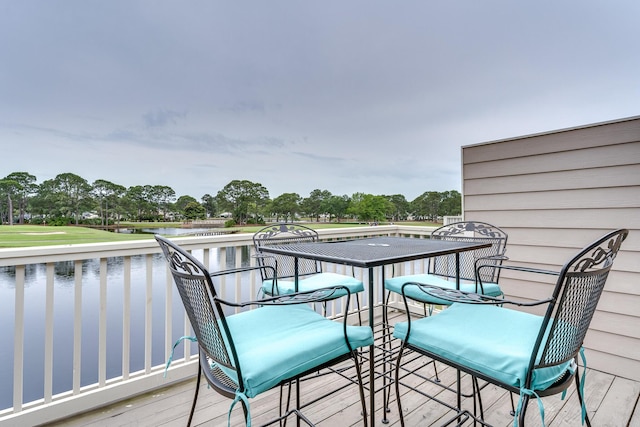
[
  {"left": 0, "top": 244, "right": 249, "bottom": 411},
  {"left": 115, "top": 227, "right": 230, "bottom": 236}
]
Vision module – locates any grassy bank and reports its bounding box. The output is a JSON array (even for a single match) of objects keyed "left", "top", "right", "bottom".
[
  {"left": 0, "top": 225, "right": 155, "bottom": 248},
  {"left": 0, "top": 221, "right": 438, "bottom": 248}
]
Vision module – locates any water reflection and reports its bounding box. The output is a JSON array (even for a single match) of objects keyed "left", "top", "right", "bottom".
[
  {"left": 0, "top": 245, "right": 252, "bottom": 411},
  {"left": 116, "top": 227, "right": 223, "bottom": 235}
]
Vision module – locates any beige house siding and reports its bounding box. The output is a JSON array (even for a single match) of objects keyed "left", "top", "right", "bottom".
[{"left": 461, "top": 115, "right": 640, "bottom": 381}]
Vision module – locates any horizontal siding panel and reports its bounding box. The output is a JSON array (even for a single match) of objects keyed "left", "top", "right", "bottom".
[
  {"left": 499, "top": 268, "right": 559, "bottom": 287},
  {"left": 603, "top": 271, "right": 640, "bottom": 294},
  {"left": 503, "top": 227, "right": 640, "bottom": 252},
  {"left": 591, "top": 311, "right": 640, "bottom": 340},
  {"left": 463, "top": 117, "right": 640, "bottom": 164},
  {"left": 500, "top": 277, "right": 556, "bottom": 302},
  {"left": 584, "top": 350, "right": 640, "bottom": 382},
  {"left": 501, "top": 244, "right": 592, "bottom": 266},
  {"left": 465, "top": 187, "right": 640, "bottom": 211},
  {"left": 498, "top": 248, "right": 637, "bottom": 294},
  {"left": 596, "top": 291, "right": 640, "bottom": 318},
  {"left": 465, "top": 164, "right": 640, "bottom": 195},
  {"left": 486, "top": 250, "right": 633, "bottom": 274},
  {"left": 585, "top": 331, "right": 640, "bottom": 362},
  {"left": 500, "top": 244, "right": 565, "bottom": 265},
  {"left": 503, "top": 244, "right": 637, "bottom": 274},
  {"left": 507, "top": 243, "right": 640, "bottom": 274},
  {"left": 496, "top": 290, "right": 640, "bottom": 345},
  {"left": 464, "top": 141, "right": 640, "bottom": 179},
  {"left": 500, "top": 284, "right": 640, "bottom": 318},
  {"left": 465, "top": 209, "right": 640, "bottom": 229},
  {"left": 606, "top": 252, "right": 638, "bottom": 275}
]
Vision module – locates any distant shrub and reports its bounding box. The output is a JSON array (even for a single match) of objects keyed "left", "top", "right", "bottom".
[
  {"left": 224, "top": 219, "right": 236, "bottom": 228},
  {"left": 46, "top": 217, "right": 74, "bottom": 226},
  {"left": 80, "top": 218, "right": 102, "bottom": 226}
]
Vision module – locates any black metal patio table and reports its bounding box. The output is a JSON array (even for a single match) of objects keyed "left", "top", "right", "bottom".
[{"left": 259, "top": 235, "right": 492, "bottom": 425}]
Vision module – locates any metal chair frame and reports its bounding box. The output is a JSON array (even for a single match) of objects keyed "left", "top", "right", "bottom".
[
  {"left": 383, "top": 221, "right": 509, "bottom": 409},
  {"left": 156, "top": 234, "right": 370, "bottom": 427},
  {"left": 429, "top": 221, "right": 508, "bottom": 287},
  {"left": 253, "top": 223, "right": 363, "bottom": 322},
  {"left": 393, "top": 228, "right": 629, "bottom": 426}
]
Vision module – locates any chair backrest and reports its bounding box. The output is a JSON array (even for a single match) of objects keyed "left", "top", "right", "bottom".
[
  {"left": 429, "top": 221, "right": 508, "bottom": 283},
  {"left": 155, "top": 235, "right": 242, "bottom": 395},
  {"left": 253, "top": 223, "right": 322, "bottom": 281},
  {"left": 531, "top": 228, "right": 628, "bottom": 381}
]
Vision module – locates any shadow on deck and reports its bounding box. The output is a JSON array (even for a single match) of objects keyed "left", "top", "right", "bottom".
[{"left": 46, "top": 311, "right": 640, "bottom": 427}]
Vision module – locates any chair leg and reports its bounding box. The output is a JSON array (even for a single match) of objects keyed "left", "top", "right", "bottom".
[
  {"left": 296, "top": 378, "right": 301, "bottom": 427},
  {"left": 574, "top": 366, "right": 592, "bottom": 427},
  {"left": 352, "top": 351, "right": 369, "bottom": 427},
  {"left": 518, "top": 394, "right": 530, "bottom": 426},
  {"left": 187, "top": 363, "right": 202, "bottom": 427},
  {"left": 383, "top": 290, "right": 391, "bottom": 326},
  {"left": 394, "top": 345, "right": 407, "bottom": 427},
  {"left": 473, "top": 376, "right": 485, "bottom": 420},
  {"left": 281, "top": 382, "right": 293, "bottom": 426},
  {"left": 509, "top": 392, "right": 516, "bottom": 416}
]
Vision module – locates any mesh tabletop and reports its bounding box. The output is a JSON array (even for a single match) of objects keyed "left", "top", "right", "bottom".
[{"left": 259, "top": 236, "right": 491, "bottom": 268}]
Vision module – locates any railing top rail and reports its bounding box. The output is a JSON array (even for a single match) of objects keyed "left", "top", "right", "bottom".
[{"left": 0, "top": 225, "right": 437, "bottom": 266}]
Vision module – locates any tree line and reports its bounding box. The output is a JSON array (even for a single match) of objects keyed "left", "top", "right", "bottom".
[{"left": 0, "top": 172, "right": 461, "bottom": 226}]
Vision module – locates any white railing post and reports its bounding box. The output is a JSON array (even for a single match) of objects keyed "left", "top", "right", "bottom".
[
  {"left": 122, "top": 256, "right": 131, "bottom": 381},
  {"left": 73, "top": 260, "right": 83, "bottom": 392},
  {"left": 12, "top": 266, "right": 25, "bottom": 414},
  {"left": 99, "top": 258, "right": 108, "bottom": 387},
  {"left": 44, "top": 263, "right": 55, "bottom": 403},
  {"left": 144, "top": 254, "right": 153, "bottom": 375}
]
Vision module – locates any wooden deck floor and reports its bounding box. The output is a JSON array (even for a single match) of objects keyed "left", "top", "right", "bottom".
[{"left": 45, "top": 312, "right": 640, "bottom": 427}]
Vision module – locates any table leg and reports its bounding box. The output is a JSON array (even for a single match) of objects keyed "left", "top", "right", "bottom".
[
  {"left": 381, "top": 267, "right": 390, "bottom": 424},
  {"left": 455, "top": 252, "right": 462, "bottom": 410},
  {"left": 294, "top": 257, "right": 299, "bottom": 292},
  {"left": 368, "top": 267, "right": 375, "bottom": 427}
]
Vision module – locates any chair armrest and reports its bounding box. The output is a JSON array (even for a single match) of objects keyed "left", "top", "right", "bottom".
[
  {"left": 251, "top": 253, "right": 278, "bottom": 271},
  {"left": 473, "top": 254, "right": 509, "bottom": 287},
  {"left": 476, "top": 262, "right": 560, "bottom": 290},
  {"left": 210, "top": 264, "right": 279, "bottom": 296},
  {"left": 233, "top": 285, "right": 351, "bottom": 307},
  {"left": 477, "top": 263, "right": 560, "bottom": 277},
  {"left": 209, "top": 264, "right": 276, "bottom": 279},
  {"left": 400, "top": 281, "right": 554, "bottom": 307},
  {"left": 251, "top": 253, "right": 274, "bottom": 261},
  {"left": 477, "top": 254, "right": 509, "bottom": 263}
]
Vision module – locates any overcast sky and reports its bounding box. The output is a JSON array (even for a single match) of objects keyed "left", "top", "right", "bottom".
[{"left": 1, "top": 1, "right": 639, "bottom": 201}]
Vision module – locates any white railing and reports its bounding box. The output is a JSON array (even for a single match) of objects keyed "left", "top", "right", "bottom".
[
  {"left": 443, "top": 216, "right": 463, "bottom": 225},
  {"left": 0, "top": 225, "right": 435, "bottom": 426}
]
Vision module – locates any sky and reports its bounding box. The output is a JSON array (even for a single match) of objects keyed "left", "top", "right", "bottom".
[{"left": 1, "top": 1, "right": 639, "bottom": 202}]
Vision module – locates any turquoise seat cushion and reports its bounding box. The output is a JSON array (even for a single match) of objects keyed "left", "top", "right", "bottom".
[
  {"left": 222, "top": 304, "right": 373, "bottom": 398},
  {"left": 385, "top": 273, "right": 502, "bottom": 305},
  {"left": 262, "top": 272, "right": 364, "bottom": 296},
  {"left": 393, "top": 303, "right": 572, "bottom": 391}
]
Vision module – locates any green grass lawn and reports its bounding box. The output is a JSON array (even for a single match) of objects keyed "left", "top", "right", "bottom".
[
  {"left": 0, "top": 221, "right": 439, "bottom": 248},
  {"left": 0, "top": 225, "right": 155, "bottom": 248}
]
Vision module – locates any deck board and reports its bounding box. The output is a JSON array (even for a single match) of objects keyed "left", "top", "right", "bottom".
[
  {"left": 47, "top": 365, "right": 637, "bottom": 427},
  {"left": 44, "top": 311, "right": 640, "bottom": 427}
]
